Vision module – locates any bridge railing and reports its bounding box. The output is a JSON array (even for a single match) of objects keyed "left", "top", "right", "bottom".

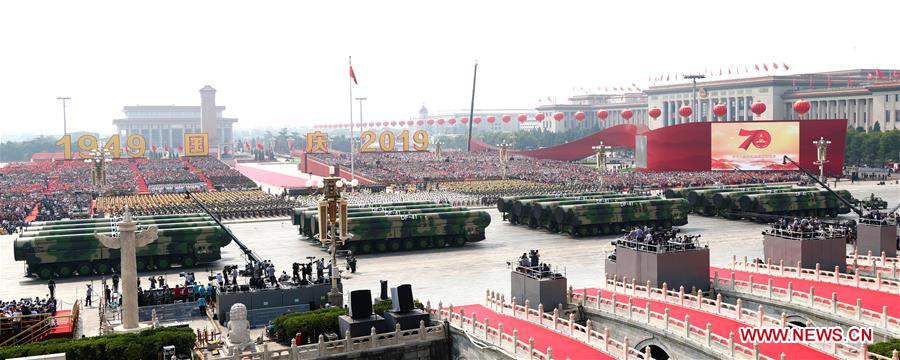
[
  {"left": 846, "top": 251, "right": 900, "bottom": 280},
  {"left": 713, "top": 270, "right": 900, "bottom": 338},
  {"left": 600, "top": 275, "right": 872, "bottom": 359},
  {"left": 479, "top": 290, "right": 652, "bottom": 360},
  {"left": 430, "top": 303, "right": 551, "bottom": 360},
  {"left": 729, "top": 255, "right": 900, "bottom": 296}
]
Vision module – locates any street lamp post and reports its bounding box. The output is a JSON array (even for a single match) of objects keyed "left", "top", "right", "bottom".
[
  {"left": 57, "top": 97, "right": 71, "bottom": 135},
  {"left": 813, "top": 137, "right": 831, "bottom": 182},
  {"left": 592, "top": 142, "right": 612, "bottom": 188},
  {"left": 87, "top": 147, "right": 112, "bottom": 195},
  {"left": 682, "top": 75, "right": 705, "bottom": 122},
  {"left": 496, "top": 142, "right": 512, "bottom": 179},
  {"left": 352, "top": 97, "right": 367, "bottom": 182},
  {"left": 433, "top": 140, "right": 444, "bottom": 158},
  {"left": 316, "top": 173, "right": 358, "bottom": 307}
]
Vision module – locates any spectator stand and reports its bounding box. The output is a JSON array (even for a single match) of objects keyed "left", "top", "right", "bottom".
[{"left": 0, "top": 299, "right": 80, "bottom": 347}]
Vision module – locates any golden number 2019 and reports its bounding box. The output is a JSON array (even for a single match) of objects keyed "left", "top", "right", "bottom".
[{"left": 359, "top": 130, "right": 429, "bottom": 152}]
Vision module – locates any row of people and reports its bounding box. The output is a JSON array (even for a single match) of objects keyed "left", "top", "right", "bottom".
[
  {"left": 95, "top": 190, "right": 294, "bottom": 219},
  {"left": 0, "top": 297, "right": 57, "bottom": 334},
  {"left": 188, "top": 157, "right": 257, "bottom": 190}
]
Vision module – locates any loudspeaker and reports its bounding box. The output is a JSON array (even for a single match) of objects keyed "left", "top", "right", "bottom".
[
  {"left": 391, "top": 284, "right": 414, "bottom": 313},
  {"left": 349, "top": 289, "right": 373, "bottom": 319},
  {"left": 379, "top": 280, "right": 389, "bottom": 300}
]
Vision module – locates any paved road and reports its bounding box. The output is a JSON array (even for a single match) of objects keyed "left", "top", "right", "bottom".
[{"left": 0, "top": 181, "right": 894, "bottom": 335}]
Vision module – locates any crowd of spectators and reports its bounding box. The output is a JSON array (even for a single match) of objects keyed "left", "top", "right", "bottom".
[
  {"left": 291, "top": 189, "right": 484, "bottom": 208},
  {"left": 766, "top": 217, "right": 846, "bottom": 239},
  {"left": 0, "top": 297, "right": 57, "bottom": 335},
  {"left": 188, "top": 157, "right": 256, "bottom": 190},
  {"left": 138, "top": 159, "right": 202, "bottom": 186},
  {"left": 309, "top": 151, "right": 803, "bottom": 190},
  {"left": 614, "top": 227, "right": 701, "bottom": 253}
]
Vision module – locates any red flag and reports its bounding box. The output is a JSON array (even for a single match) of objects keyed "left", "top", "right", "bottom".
[
  {"left": 349, "top": 64, "right": 358, "bottom": 85},
  {"left": 773, "top": 62, "right": 779, "bottom": 70},
  {"left": 719, "top": 68, "right": 722, "bottom": 76},
  {"left": 289, "top": 142, "right": 294, "bottom": 151},
  {"left": 867, "top": 72, "right": 874, "bottom": 80},
  {"left": 178, "top": 144, "right": 183, "bottom": 152},
  {"left": 245, "top": 142, "right": 250, "bottom": 150},
  {"left": 728, "top": 68, "right": 732, "bottom": 75},
  {"left": 151, "top": 145, "right": 157, "bottom": 152},
  {"left": 783, "top": 63, "right": 790, "bottom": 71},
  {"left": 163, "top": 144, "right": 169, "bottom": 152},
  {"left": 257, "top": 143, "right": 264, "bottom": 150},
  {"left": 763, "top": 64, "right": 769, "bottom": 71},
  {"left": 848, "top": 77, "right": 853, "bottom": 87},
  {"left": 755, "top": 64, "right": 760, "bottom": 71},
  {"left": 876, "top": 69, "right": 883, "bottom": 79}
]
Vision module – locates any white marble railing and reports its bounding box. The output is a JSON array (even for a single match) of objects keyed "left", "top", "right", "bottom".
[
  {"left": 430, "top": 304, "right": 553, "bottom": 360},
  {"left": 713, "top": 269, "right": 900, "bottom": 338},
  {"left": 598, "top": 276, "right": 868, "bottom": 360},
  {"left": 204, "top": 320, "right": 444, "bottom": 360},
  {"left": 729, "top": 255, "right": 900, "bottom": 296},
  {"left": 475, "top": 291, "right": 652, "bottom": 360},
  {"left": 847, "top": 251, "right": 900, "bottom": 280}
]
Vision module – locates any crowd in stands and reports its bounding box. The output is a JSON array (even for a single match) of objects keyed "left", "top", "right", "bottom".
[
  {"left": 436, "top": 180, "right": 607, "bottom": 206},
  {"left": 0, "top": 297, "right": 57, "bottom": 334},
  {"left": 96, "top": 190, "right": 293, "bottom": 219},
  {"left": 188, "top": 157, "right": 256, "bottom": 190},
  {"left": 138, "top": 273, "right": 215, "bottom": 308},
  {"left": 309, "top": 151, "right": 803, "bottom": 190},
  {"left": 766, "top": 217, "right": 846, "bottom": 238},
  {"left": 614, "top": 226, "right": 701, "bottom": 253},
  {"left": 138, "top": 159, "right": 202, "bottom": 186},
  {"left": 291, "top": 189, "right": 484, "bottom": 208}
]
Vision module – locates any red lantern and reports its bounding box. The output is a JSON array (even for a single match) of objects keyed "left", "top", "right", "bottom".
[
  {"left": 427, "top": 119, "right": 434, "bottom": 125},
  {"left": 487, "top": 116, "right": 496, "bottom": 123},
  {"left": 417, "top": 119, "right": 424, "bottom": 126},
  {"left": 460, "top": 117, "right": 468, "bottom": 124},
  {"left": 390, "top": 121, "right": 397, "bottom": 126},
  {"left": 621, "top": 109, "right": 633, "bottom": 121},
  {"left": 574, "top": 111, "right": 586, "bottom": 121},
  {"left": 517, "top": 114, "right": 527, "bottom": 123},
  {"left": 407, "top": 120, "right": 414, "bottom": 126},
  {"left": 535, "top": 113, "right": 546, "bottom": 121},
  {"left": 473, "top": 117, "right": 482, "bottom": 124},
  {"left": 448, "top": 118, "right": 456, "bottom": 125},
  {"left": 750, "top": 101, "right": 766, "bottom": 118},
  {"left": 553, "top": 112, "right": 564, "bottom": 121},
  {"left": 678, "top": 105, "right": 692, "bottom": 118},
  {"left": 793, "top": 99, "right": 810, "bottom": 118},
  {"left": 712, "top": 103, "right": 727, "bottom": 119},
  {"left": 437, "top": 118, "right": 445, "bottom": 125},
  {"left": 501, "top": 114, "right": 512, "bottom": 123},
  {"left": 648, "top": 107, "right": 661, "bottom": 119},
  {"left": 596, "top": 110, "right": 609, "bottom": 121}
]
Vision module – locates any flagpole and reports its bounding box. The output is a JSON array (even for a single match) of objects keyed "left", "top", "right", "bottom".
[
  {"left": 349, "top": 56, "right": 355, "bottom": 182},
  {"left": 466, "top": 60, "right": 478, "bottom": 153}
]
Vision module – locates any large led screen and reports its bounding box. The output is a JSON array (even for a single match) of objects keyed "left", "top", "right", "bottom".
[{"left": 710, "top": 122, "right": 799, "bottom": 171}]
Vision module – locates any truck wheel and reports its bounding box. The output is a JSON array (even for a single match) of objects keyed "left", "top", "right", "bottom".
[
  {"left": 388, "top": 240, "right": 401, "bottom": 252},
  {"left": 95, "top": 262, "right": 112, "bottom": 275},
  {"left": 57, "top": 264, "right": 74, "bottom": 278},
  {"left": 417, "top": 238, "right": 431, "bottom": 250},
  {"left": 37, "top": 266, "right": 54, "bottom": 280},
  {"left": 402, "top": 239, "right": 416, "bottom": 251},
  {"left": 360, "top": 242, "right": 374, "bottom": 254},
  {"left": 156, "top": 257, "right": 172, "bottom": 270},
  {"left": 433, "top": 237, "right": 447, "bottom": 248},
  {"left": 181, "top": 256, "right": 197, "bottom": 268},
  {"left": 452, "top": 237, "right": 467, "bottom": 247},
  {"left": 374, "top": 241, "right": 388, "bottom": 253},
  {"left": 135, "top": 258, "right": 147, "bottom": 272},
  {"left": 77, "top": 262, "right": 93, "bottom": 276},
  {"left": 347, "top": 243, "right": 360, "bottom": 255}
]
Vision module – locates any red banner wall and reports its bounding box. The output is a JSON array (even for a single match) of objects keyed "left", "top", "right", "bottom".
[
  {"left": 471, "top": 124, "right": 649, "bottom": 162},
  {"left": 640, "top": 119, "right": 846, "bottom": 174}
]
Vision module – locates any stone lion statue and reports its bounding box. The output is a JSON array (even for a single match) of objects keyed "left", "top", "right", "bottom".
[{"left": 227, "top": 303, "right": 254, "bottom": 353}]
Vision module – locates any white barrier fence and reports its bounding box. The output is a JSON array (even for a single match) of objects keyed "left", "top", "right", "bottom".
[
  {"left": 729, "top": 255, "right": 900, "bottom": 296},
  {"left": 430, "top": 303, "right": 553, "bottom": 360},
  {"left": 203, "top": 320, "right": 444, "bottom": 360},
  {"left": 847, "top": 251, "right": 900, "bottom": 280},
  {"left": 713, "top": 269, "right": 900, "bottom": 338},
  {"left": 600, "top": 275, "right": 873, "bottom": 360}
]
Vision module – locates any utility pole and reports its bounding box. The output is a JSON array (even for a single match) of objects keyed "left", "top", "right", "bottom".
[
  {"left": 466, "top": 61, "right": 478, "bottom": 152},
  {"left": 682, "top": 75, "right": 705, "bottom": 122},
  {"left": 57, "top": 97, "right": 71, "bottom": 135},
  {"left": 352, "top": 97, "right": 367, "bottom": 182}
]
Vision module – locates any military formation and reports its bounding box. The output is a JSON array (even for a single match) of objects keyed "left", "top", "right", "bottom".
[
  {"left": 95, "top": 190, "right": 294, "bottom": 219},
  {"left": 13, "top": 213, "right": 232, "bottom": 279},
  {"left": 498, "top": 192, "right": 689, "bottom": 237},
  {"left": 664, "top": 184, "right": 857, "bottom": 222},
  {"left": 292, "top": 201, "right": 491, "bottom": 254}
]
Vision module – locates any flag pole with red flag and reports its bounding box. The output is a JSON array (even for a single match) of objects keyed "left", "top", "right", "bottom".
[{"left": 348, "top": 56, "right": 358, "bottom": 182}]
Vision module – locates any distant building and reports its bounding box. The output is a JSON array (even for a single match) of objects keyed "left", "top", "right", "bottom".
[
  {"left": 536, "top": 93, "right": 649, "bottom": 133},
  {"left": 112, "top": 86, "right": 237, "bottom": 149}
]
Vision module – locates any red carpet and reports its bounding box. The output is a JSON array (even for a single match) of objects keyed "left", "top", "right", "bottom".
[
  {"left": 576, "top": 288, "right": 833, "bottom": 359},
  {"left": 235, "top": 164, "right": 308, "bottom": 188},
  {"left": 49, "top": 310, "right": 73, "bottom": 336},
  {"left": 183, "top": 159, "right": 215, "bottom": 190},
  {"left": 129, "top": 162, "right": 150, "bottom": 193},
  {"left": 452, "top": 304, "right": 613, "bottom": 360},
  {"left": 713, "top": 267, "right": 900, "bottom": 318}
]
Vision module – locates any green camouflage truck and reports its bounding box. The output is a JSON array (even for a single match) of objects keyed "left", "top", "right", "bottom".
[
  {"left": 686, "top": 185, "right": 794, "bottom": 215},
  {"left": 499, "top": 192, "right": 613, "bottom": 225},
  {"left": 25, "top": 214, "right": 212, "bottom": 231},
  {"left": 529, "top": 194, "right": 657, "bottom": 229},
  {"left": 552, "top": 198, "right": 690, "bottom": 236},
  {"left": 20, "top": 220, "right": 219, "bottom": 237},
  {"left": 711, "top": 187, "right": 817, "bottom": 218},
  {"left": 302, "top": 206, "right": 464, "bottom": 239},
  {"left": 737, "top": 189, "right": 854, "bottom": 220},
  {"left": 334, "top": 210, "right": 491, "bottom": 254},
  {"left": 14, "top": 220, "right": 231, "bottom": 279},
  {"left": 293, "top": 202, "right": 449, "bottom": 235}
]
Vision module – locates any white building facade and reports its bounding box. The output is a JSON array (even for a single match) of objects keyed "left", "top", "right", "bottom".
[{"left": 113, "top": 105, "right": 237, "bottom": 149}]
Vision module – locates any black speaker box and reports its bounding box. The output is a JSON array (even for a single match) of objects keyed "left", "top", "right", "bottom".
[
  {"left": 391, "top": 284, "right": 414, "bottom": 313},
  {"left": 349, "top": 289, "right": 373, "bottom": 319}
]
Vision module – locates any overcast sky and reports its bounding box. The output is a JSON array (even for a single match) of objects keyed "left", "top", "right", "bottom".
[{"left": 1, "top": 0, "right": 898, "bottom": 137}]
